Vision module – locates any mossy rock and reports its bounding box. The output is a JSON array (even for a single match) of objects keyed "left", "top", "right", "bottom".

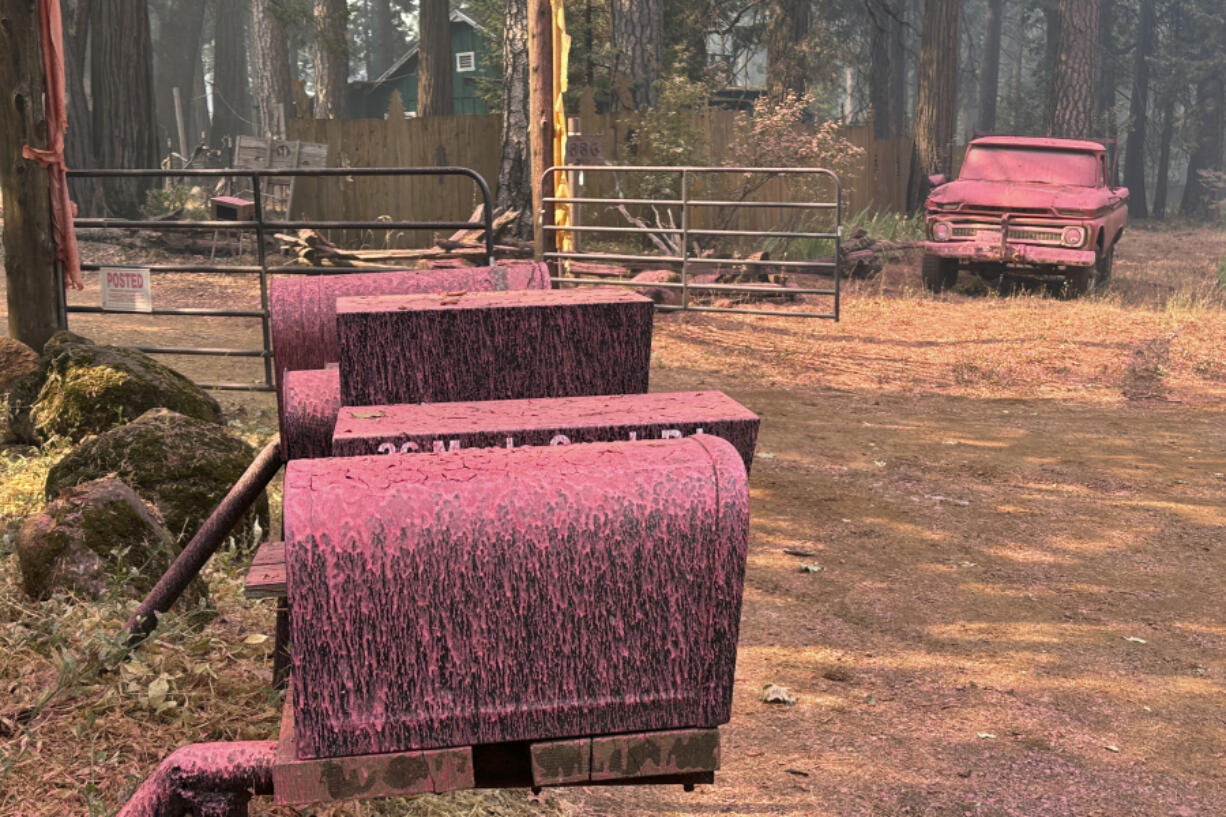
[
  {"left": 2, "top": 367, "right": 44, "bottom": 444},
  {"left": 30, "top": 332, "right": 221, "bottom": 442},
  {"left": 0, "top": 337, "right": 39, "bottom": 395},
  {"left": 45, "top": 409, "right": 269, "bottom": 541},
  {"left": 17, "top": 476, "right": 177, "bottom": 599}
]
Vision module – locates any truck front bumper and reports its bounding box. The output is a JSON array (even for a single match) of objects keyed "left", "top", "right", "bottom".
[{"left": 923, "top": 241, "right": 1096, "bottom": 268}]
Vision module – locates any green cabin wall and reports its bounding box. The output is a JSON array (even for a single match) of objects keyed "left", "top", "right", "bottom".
[{"left": 359, "top": 21, "right": 492, "bottom": 118}]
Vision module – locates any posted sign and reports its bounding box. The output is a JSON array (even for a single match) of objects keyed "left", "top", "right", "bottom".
[{"left": 100, "top": 267, "right": 153, "bottom": 313}]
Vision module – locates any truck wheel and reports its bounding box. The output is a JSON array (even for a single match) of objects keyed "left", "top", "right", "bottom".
[
  {"left": 1065, "top": 264, "right": 1099, "bottom": 296},
  {"left": 1096, "top": 245, "right": 1114, "bottom": 283},
  {"left": 921, "top": 255, "right": 958, "bottom": 293}
]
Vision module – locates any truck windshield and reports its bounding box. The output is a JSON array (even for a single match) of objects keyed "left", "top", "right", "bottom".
[{"left": 959, "top": 146, "right": 1099, "bottom": 186}]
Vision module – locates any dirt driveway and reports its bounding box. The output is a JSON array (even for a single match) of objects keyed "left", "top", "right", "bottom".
[{"left": 2, "top": 224, "right": 1225, "bottom": 816}]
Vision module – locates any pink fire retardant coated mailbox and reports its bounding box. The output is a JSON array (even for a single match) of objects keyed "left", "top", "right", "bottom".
[
  {"left": 334, "top": 287, "right": 654, "bottom": 407},
  {"left": 270, "top": 263, "right": 550, "bottom": 439},
  {"left": 281, "top": 368, "right": 341, "bottom": 460},
  {"left": 331, "top": 390, "right": 760, "bottom": 474},
  {"left": 282, "top": 435, "right": 750, "bottom": 760}
]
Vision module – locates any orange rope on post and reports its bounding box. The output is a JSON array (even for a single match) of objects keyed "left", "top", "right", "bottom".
[{"left": 21, "top": 0, "right": 83, "bottom": 290}]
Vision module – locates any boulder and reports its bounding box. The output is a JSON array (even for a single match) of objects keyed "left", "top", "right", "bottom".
[
  {"left": 45, "top": 409, "right": 269, "bottom": 541},
  {"left": 16, "top": 476, "right": 176, "bottom": 600},
  {"left": 0, "top": 337, "right": 39, "bottom": 395},
  {"left": 631, "top": 269, "right": 681, "bottom": 306},
  {"left": 30, "top": 332, "right": 221, "bottom": 442},
  {"left": 2, "top": 368, "right": 43, "bottom": 444}
]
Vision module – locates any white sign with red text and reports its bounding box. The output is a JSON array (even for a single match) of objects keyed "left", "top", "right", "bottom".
[{"left": 100, "top": 267, "right": 153, "bottom": 313}]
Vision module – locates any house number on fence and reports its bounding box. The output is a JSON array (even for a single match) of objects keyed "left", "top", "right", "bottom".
[
  {"left": 375, "top": 428, "right": 700, "bottom": 455},
  {"left": 565, "top": 138, "right": 603, "bottom": 163}
]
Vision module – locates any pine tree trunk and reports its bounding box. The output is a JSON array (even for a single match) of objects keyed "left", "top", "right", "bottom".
[
  {"left": 1095, "top": 0, "right": 1116, "bottom": 135},
  {"left": 91, "top": 0, "right": 159, "bottom": 217},
  {"left": 418, "top": 0, "right": 452, "bottom": 116},
  {"left": 1179, "top": 73, "right": 1226, "bottom": 218},
  {"left": 611, "top": 0, "right": 662, "bottom": 110},
  {"left": 61, "top": 0, "right": 104, "bottom": 216},
  {"left": 1152, "top": 93, "right": 1175, "bottom": 220},
  {"left": 765, "top": 0, "right": 810, "bottom": 104},
  {"left": 497, "top": 0, "right": 533, "bottom": 237},
  {"left": 153, "top": 0, "right": 207, "bottom": 156},
  {"left": 976, "top": 0, "right": 1003, "bottom": 134},
  {"left": 870, "top": 0, "right": 906, "bottom": 139},
  {"left": 372, "top": 0, "right": 398, "bottom": 77},
  {"left": 1, "top": 0, "right": 63, "bottom": 348},
  {"left": 1122, "top": 0, "right": 1153, "bottom": 219},
  {"left": 908, "top": 0, "right": 959, "bottom": 212},
  {"left": 314, "top": 0, "right": 349, "bottom": 118},
  {"left": 1042, "top": 3, "right": 1060, "bottom": 126},
  {"left": 209, "top": 0, "right": 254, "bottom": 153},
  {"left": 251, "top": 0, "right": 295, "bottom": 137},
  {"left": 1049, "top": 0, "right": 1100, "bottom": 138}
]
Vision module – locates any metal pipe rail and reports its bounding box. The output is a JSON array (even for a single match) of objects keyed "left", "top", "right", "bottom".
[
  {"left": 65, "top": 166, "right": 495, "bottom": 390},
  {"left": 539, "top": 165, "right": 842, "bottom": 320}
]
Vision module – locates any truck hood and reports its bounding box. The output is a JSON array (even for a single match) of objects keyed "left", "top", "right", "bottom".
[{"left": 927, "top": 180, "right": 1118, "bottom": 214}]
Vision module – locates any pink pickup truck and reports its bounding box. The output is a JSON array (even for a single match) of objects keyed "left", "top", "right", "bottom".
[{"left": 922, "top": 136, "right": 1129, "bottom": 295}]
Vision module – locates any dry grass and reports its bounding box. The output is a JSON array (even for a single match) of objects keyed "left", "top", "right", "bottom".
[{"left": 1, "top": 222, "right": 1223, "bottom": 816}]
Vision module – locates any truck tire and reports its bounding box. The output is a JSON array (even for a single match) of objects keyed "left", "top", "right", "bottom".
[
  {"left": 1096, "top": 245, "right": 1114, "bottom": 283},
  {"left": 1065, "top": 264, "right": 1099, "bottom": 296},
  {"left": 921, "top": 254, "right": 958, "bottom": 293}
]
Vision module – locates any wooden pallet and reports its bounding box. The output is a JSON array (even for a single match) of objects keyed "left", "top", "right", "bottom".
[{"left": 273, "top": 689, "right": 718, "bottom": 805}]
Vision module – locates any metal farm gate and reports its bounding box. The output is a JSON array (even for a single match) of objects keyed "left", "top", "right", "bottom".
[
  {"left": 539, "top": 165, "right": 843, "bottom": 319},
  {"left": 64, "top": 167, "right": 494, "bottom": 391}
]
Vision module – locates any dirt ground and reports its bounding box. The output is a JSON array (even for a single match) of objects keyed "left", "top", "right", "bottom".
[{"left": 2, "top": 223, "right": 1225, "bottom": 816}]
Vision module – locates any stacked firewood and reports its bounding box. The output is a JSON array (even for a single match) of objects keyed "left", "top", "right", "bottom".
[{"left": 275, "top": 205, "right": 530, "bottom": 268}]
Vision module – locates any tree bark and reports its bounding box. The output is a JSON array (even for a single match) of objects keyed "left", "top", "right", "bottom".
[
  {"left": 1122, "top": 0, "right": 1154, "bottom": 219},
  {"left": 528, "top": 0, "right": 552, "bottom": 248},
  {"left": 1049, "top": 0, "right": 1100, "bottom": 138},
  {"left": 908, "top": 0, "right": 959, "bottom": 212},
  {"left": 1041, "top": 2, "right": 1060, "bottom": 125},
  {"left": 418, "top": 0, "right": 452, "bottom": 116},
  {"left": 153, "top": 0, "right": 208, "bottom": 156},
  {"left": 251, "top": 0, "right": 295, "bottom": 136},
  {"left": 1152, "top": 92, "right": 1175, "bottom": 220},
  {"left": 1177, "top": 7, "right": 1226, "bottom": 218},
  {"left": 61, "top": 0, "right": 104, "bottom": 216},
  {"left": 869, "top": 0, "right": 906, "bottom": 139},
  {"left": 371, "top": 0, "right": 398, "bottom": 78},
  {"left": 497, "top": 0, "right": 532, "bottom": 237},
  {"left": 1095, "top": 0, "right": 1116, "bottom": 135},
  {"left": 1, "top": 0, "right": 63, "bottom": 349},
  {"left": 313, "top": 0, "right": 348, "bottom": 118},
  {"left": 611, "top": 0, "right": 662, "bottom": 110},
  {"left": 976, "top": 0, "right": 1003, "bottom": 134},
  {"left": 91, "top": 0, "right": 159, "bottom": 217},
  {"left": 1179, "top": 72, "right": 1226, "bottom": 217},
  {"left": 765, "top": 0, "right": 810, "bottom": 104},
  {"left": 209, "top": 0, "right": 254, "bottom": 153}
]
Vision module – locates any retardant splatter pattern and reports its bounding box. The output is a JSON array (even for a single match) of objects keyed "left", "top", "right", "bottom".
[
  {"left": 270, "top": 262, "right": 549, "bottom": 435},
  {"left": 283, "top": 436, "right": 749, "bottom": 759},
  {"left": 334, "top": 288, "right": 653, "bottom": 407},
  {"left": 281, "top": 368, "right": 342, "bottom": 460}
]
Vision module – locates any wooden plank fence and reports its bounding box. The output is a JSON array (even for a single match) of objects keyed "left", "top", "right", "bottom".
[{"left": 286, "top": 98, "right": 915, "bottom": 250}]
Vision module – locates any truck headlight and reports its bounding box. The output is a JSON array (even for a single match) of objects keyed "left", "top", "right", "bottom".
[
  {"left": 931, "top": 222, "right": 952, "bottom": 241},
  {"left": 1062, "top": 226, "right": 1086, "bottom": 247}
]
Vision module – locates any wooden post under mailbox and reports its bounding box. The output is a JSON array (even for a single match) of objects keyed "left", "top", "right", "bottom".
[
  {"left": 0, "top": 0, "right": 63, "bottom": 350},
  {"left": 528, "top": 0, "right": 554, "bottom": 265}
]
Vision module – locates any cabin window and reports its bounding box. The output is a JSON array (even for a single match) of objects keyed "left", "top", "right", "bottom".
[{"left": 456, "top": 52, "right": 476, "bottom": 72}]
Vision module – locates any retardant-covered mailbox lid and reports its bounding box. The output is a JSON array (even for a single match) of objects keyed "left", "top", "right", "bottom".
[{"left": 283, "top": 435, "right": 749, "bottom": 759}]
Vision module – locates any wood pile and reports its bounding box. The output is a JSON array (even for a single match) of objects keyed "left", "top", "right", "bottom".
[{"left": 275, "top": 205, "right": 530, "bottom": 268}]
